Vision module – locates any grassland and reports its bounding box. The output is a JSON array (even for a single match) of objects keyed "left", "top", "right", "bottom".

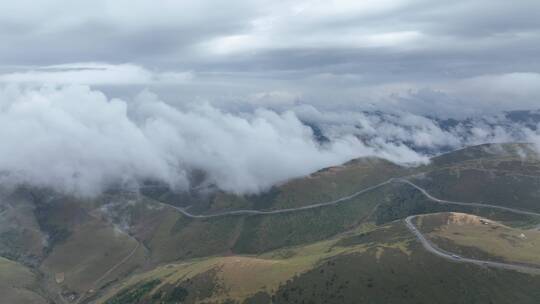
[
  {"left": 98, "top": 143, "right": 540, "bottom": 268},
  {"left": 5, "top": 143, "right": 540, "bottom": 303},
  {"left": 0, "top": 257, "right": 49, "bottom": 304},
  {"left": 118, "top": 181, "right": 403, "bottom": 263},
  {"left": 98, "top": 219, "right": 540, "bottom": 304},
  {"left": 416, "top": 212, "right": 540, "bottom": 266},
  {"left": 97, "top": 223, "right": 403, "bottom": 304},
  {"left": 40, "top": 219, "right": 146, "bottom": 294},
  {"left": 0, "top": 189, "right": 47, "bottom": 265},
  {"left": 412, "top": 144, "right": 540, "bottom": 214},
  {"left": 189, "top": 157, "right": 409, "bottom": 214},
  {"left": 275, "top": 233, "right": 540, "bottom": 304},
  {"left": 94, "top": 143, "right": 540, "bottom": 303}
]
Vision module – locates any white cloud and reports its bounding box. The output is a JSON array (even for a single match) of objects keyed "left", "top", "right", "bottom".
[
  {"left": 352, "top": 72, "right": 540, "bottom": 119},
  {"left": 0, "top": 84, "right": 430, "bottom": 196},
  {"left": 0, "top": 85, "right": 179, "bottom": 195},
  {"left": 1, "top": 1, "right": 540, "bottom": 119},
  {"left": 0, "top": 84, "right": 538, "bottom": 197}
]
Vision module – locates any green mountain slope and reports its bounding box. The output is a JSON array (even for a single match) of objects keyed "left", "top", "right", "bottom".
[
  {"left": 0, "top": 257, "right": 49, "bottom": 304},
  {"left": 3, "top": 143, "right": 540, "bottom": 303},
  {"left": 99, "top": 219, "right": 540, "bottom": 304}
]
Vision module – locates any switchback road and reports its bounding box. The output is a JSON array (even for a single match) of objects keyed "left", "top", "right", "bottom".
[
  {"left": 155, "top": 177, "right": 540, "bottom": 219},
  {"left": 404, "top": 215, "right": 540, "bottom": 274},
  {"left": 152, "top": 177, "right": 540, "bottom": 273}
]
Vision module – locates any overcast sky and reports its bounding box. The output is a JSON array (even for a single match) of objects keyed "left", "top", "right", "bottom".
[
  {"left": 1, "top": 1, "right": 540, "bottom": 195},
  {"left": 1, "top": 0, "right": 539, "bottom": 116}
]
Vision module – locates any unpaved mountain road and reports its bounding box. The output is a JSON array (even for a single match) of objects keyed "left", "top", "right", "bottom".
[
  {"left": 154, "top": 177, "right": 540, "bottom": 219},
  {"left": 152, "top": 176, "right": 540, "bottom": 274},
  {"left": 394, "top": 178, "right": 540, "bottom": 217},
  {"left": 404, "top": 215, "right": 540, "bottom": 274},
  {"left": 74, "top": 236, "right": 141, "bottom": 304},
  {"left": 155, "top": 179, "right": 394, "bottom": 218}
]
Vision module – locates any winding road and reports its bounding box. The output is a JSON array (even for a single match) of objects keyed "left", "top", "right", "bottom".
[
  {"left": 154, "top": 179, "right": 394, "bottom": 218},
  {"left": 153, "top": 177, "right": 540, "bottom": 273},
  {"left": 93, "top": 242, "right": 140, "bottom": 285},
  {"left": 394, "top": 178, "right": 540, "bottom": 217},
  {"left": 155, "top": 177, "right": 540, "bottom": 219},
  {"left": 405, "top": 215, "right": 540, "bottom": 274},
  {"left": 74, "top": 233, "right": 141, "bottom": 304}
]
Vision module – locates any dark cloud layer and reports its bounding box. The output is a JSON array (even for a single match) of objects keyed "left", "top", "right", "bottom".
[{"left": 0, "top": 0, "right": 539, "bottom": 117}]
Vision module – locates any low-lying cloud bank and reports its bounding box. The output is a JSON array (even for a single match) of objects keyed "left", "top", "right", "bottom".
[
  {"left": 0, "top": 85, "right": 425, "bottom": 196},
  {"left": 0, "top": 84, "right": 538, "bottom": 196}
]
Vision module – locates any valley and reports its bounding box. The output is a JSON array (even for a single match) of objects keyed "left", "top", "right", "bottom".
[{"left": 2, "top": 143, "right": 540, "bottom": 303}]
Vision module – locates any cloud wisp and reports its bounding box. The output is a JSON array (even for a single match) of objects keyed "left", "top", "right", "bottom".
[{"left": 0, "top": 63, "right": 193, "bottom": 85}]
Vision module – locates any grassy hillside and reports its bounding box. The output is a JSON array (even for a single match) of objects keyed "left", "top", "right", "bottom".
[
  {"left": 94, "top": 143, "right": 540, "bottom": 304},
  {"left": 0, "top": 257, "right": 49, "bottom": 304},
  {"left": 429, "top": 143, "right": 539, "bottom": 167},
  {"left": 373, "top": 182, "right": 540, "bottom": 228},
  {"left": 0, "top": 188, "right": 47, "bottom": 265},
  {"left": 416, "top": 212, "right": 540, "bottom": 266},
  {"left": 96, "top": 223, "right": 403, "bottom": 304},
  {"left": 260, "top": 158, "right": 407, "bottom": 210},
  {"left": 40, "top": 219, "right": 146, "bottom": 294},
  {"left": 3, "top": 142, "right": 540, "bottom": 303},
  {"left": 0, "top": 190, "right": 149, "bottom": 302},
  {"left": 108, "top": 184, "right": 388, "bottom": 263},
  {"left": 98, "top": 220, "right": 540, "bottom": 304},
  {"left": 90, "top": 143, "right": 540, "bottom": 274},
  {"left": 275, "top": 232, "right": 540, "bottom": 304},
  {"left": 413, "top": 143, "right": 540, "bottom": 213},
  {"left": 176, "top": 157, "right": 409, "bottom": 215}
]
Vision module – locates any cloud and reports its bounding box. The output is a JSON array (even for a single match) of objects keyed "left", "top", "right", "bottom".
[
  {"left": 292, "top": 105, "right": 462, "bottom": 150},
  {"left": 0, "top": 85, "right": 180, "bottom": 195},
  {"left": 0, "top": 84, "right": 538, "bottom": 197},
  {"left": 457, "top": 73, "right": 540, "bottom": 101},
  {"left": 1, "top": 1, "right": 540, "bottom": 117},
  {"left": 0, "top": 63, "right": 193, "bottom": 85},
  {"left": 356, "top": 72, "right": 540, "bottom": 119},
  {"left": 0, "top": 84, "right": 431, "bottom": 196},
  {"left": 292, "top": 104, "right": 540, "bottom": 154}
]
